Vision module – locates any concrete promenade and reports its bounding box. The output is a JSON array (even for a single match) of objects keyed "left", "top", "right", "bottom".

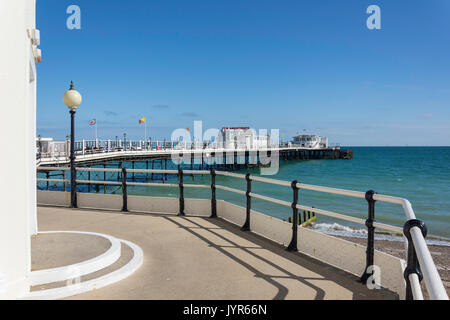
[{"left": 36, "top": 206, "right": 396, "bottom": 300}]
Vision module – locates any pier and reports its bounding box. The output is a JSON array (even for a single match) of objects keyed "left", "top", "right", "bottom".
[{"left": 36, "top": 139, "right": 353, "bottom": 169}]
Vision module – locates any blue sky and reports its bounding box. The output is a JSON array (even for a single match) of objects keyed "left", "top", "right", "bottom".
[{"left": 36, "top": 0, "right": 450, "bottom": 146}]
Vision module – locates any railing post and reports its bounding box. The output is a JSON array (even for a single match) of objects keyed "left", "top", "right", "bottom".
[
  {"left": 88, "top": 171, "right": 91, "bottom": 193},
  {"left": 360, "top": 190, "right": 376, "bottom": 284},
  {"left": 178, "top": 168, "right": 185, "bottom": 216},
  {"left": 241, "top": 173, "right": 251, "bottom": 231},
  {"left": 210, "top": 168, "right": 217, "bottom": 218},
  {"left": 403, "top": 219, "right": 427, "bottom": 300},
  {"left": 286, "top": 180, "right": 299, "bottom": 252},
  {"left": 121, "top": 168, "right": 128, "bottom": 212}
]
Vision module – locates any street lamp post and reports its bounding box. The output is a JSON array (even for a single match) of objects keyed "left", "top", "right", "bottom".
[{"left": 63, "top": 81, "right": 82, "bottom": 208}]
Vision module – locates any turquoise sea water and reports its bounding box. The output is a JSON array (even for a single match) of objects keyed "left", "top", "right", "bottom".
[{"left": 38, "top": 147, "right": 450, "bottom": 239}]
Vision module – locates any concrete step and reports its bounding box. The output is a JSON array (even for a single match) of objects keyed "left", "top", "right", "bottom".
[
  {"left": 23, "top": 231, "right": 143, "bottom": 300},
  {"left": 29, "top": 231, "right": 121, "bottom": 286}
]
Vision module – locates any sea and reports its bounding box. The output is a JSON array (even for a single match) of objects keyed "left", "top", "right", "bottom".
[{"left": 38, "top": 147, "right": 450, "bottom": 245}]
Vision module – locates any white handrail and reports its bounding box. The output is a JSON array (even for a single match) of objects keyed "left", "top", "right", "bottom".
[
  {"left": 410, "top": 227, "right": 448, "bottom": 300},
  {"left": 37, "top": 166, "right": 70, "bottom": 171},
  {"left": 409, "top": 273, "right": 424, "bottom": 300},
  {"left": 126, "top": 181, "right": 178, "bottom": 188},
  {"left": 76, "top": 180, "right": 122, "bottom": 186},
  {"left": 215, "top": 171, "right": 247, "bottom": 179},
  {"left": 76, "top": 167, "right": 121, "bottom": 173},
  {"left": 182, "top": 184, "right": 210, "bottom": 189},
  {"left": 297, "top": 182, "right": 366, "bottom": 199},
  {"left": 216, "top": 185, "right": 246, "bottom": 196},
  {"left": 249, "top": 192, "right": 291, "bottom": 207},
  {"left": 37, "top": 178, "right": 70, "bottom": 183},
  {"left": 251, "top": 175, "right": 292, "bottom": 187}
]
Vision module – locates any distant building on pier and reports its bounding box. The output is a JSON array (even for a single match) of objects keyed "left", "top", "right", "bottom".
[
  {"left": 292, "top": 134, "right": 328, "bottom": 149},
  {"left": 219, "top": 127, "right": 270, "bottom": 149}
]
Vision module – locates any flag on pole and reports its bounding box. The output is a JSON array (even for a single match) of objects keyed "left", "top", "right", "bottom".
[
  {"left": 139, "top": 117, "right": 147, "bottom": 143},
  {"left": 89, "top": 119, "right": 98, "bottom": 147}
]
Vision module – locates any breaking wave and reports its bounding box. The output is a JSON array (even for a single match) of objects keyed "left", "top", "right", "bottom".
[{"left": 310, "top": 222, "right": 450, "bottom": 247}]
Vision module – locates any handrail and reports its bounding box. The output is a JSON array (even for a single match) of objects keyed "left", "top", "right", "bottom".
[
  {"left": 76, "top": 167, "right": 122, "bottom": 173},
  {"left": 36, "top": 167, "right": 448, "bottom": 300},
  {"left": 215, "top": 185, "right": 246, "bottom": 196},
  {"left": 297, "top": 182, "right": 366, "bottom": 199},
  {"left": 75, "top": 180, "right": 122, "bottom": 186},
  {"left": 37, "top": 178, "right": 70, "bottom": 183},
  {"left": 410, "top": 227, "right": 448, "bottom": 300},
  {"left": 37, "top": 166, "right": 70, "bottom": 171}
]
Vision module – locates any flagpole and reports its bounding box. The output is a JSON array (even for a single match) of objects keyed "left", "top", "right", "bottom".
[
  {"left": 95, "top": 121, "right": 98, "bottom": 148},
  {"left": 144, "top": 119, "right": 147, "bottom": 146}
]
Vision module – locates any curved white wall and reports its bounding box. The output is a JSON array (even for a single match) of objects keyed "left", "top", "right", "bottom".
[{"left": 0, "top": 0, "right": 36, "bottom": 299}]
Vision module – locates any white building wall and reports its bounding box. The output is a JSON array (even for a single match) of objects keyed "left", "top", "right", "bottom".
[
  {"left": 0, "top": 0, "right": 36, "bottom": 298},
  {"left": 27, "top": 1, "right": 38, "bottom": 237}
]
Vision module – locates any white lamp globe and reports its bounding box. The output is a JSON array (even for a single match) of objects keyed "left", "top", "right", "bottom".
[{"left": 63, "top": 81, "right": 82, "bottom": 110}]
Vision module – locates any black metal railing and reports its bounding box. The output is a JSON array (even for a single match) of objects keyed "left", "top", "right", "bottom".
[{"left": 35, "top": 166, "right": 448, "bottom": 300}]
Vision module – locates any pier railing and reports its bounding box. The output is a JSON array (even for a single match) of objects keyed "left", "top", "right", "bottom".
[
  {"left": 36, "top": 166, "right": 448, "bottom": 300},
  {"left": 36, "top": 139, "right": 341, "bottom": 160}
]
